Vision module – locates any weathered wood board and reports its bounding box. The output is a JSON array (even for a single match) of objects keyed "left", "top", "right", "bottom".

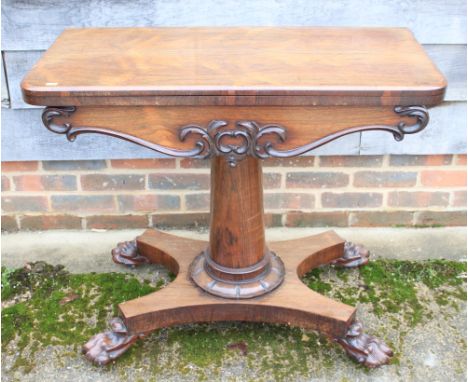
[
  {"left": 1, "top": 0, "right": 466, "bottom": 160},
  {"left": 1, "top": 54, "right": 9, "bottom": 108},
  {"left": 2, "top": 0, "right": 466, "bottom": 51}
]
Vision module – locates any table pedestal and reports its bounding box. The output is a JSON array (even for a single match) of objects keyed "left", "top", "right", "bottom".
[{"left": 83, "top": 156, "right": 393, "bottom": 368}]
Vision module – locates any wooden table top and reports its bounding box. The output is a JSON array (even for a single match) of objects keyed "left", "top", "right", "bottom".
[{"left": 22, "top": 27, "right": 446, "bottom": 106}]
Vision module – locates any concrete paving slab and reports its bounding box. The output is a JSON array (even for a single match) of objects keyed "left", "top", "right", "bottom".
[{"left": 2, "top": 227, "right": 466, "bottom": 272}]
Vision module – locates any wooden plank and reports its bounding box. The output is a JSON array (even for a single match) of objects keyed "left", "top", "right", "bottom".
[
  {"left": 1, "top": 54, "right": 10, "bottom": 108},
  {"left": 1, "top": 0, "right": 466, "bottom": 51},
  {"left": 424, "top": 45, "right": 467, "bottom": 101},
  {"left": 4, "top": 51, "right": 42, "bottom": 109},
  {"left": 7, "top": 45, "right": 465, "bottom": 110},
  {"left": 360, "top": 102, "right": 466, "bottom": 154}
]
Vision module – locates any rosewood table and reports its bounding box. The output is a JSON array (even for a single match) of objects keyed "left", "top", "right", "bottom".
[{"left": 21, "top": 27, "right": 446, "bottom": 368}]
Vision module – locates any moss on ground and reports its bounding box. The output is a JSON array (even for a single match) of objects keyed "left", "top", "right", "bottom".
[
  {"left": 302, "top": 259, "right": 467, "bottom": 327},
  {"left": 1, "top": 259, "right": 466, "bottom": 379}
]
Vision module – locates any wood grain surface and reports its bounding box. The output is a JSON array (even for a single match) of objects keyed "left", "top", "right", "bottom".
[
  {"left": 8, "top": 45, "right": 464, "bottom": 109},
  {"left": 51, "top": 105, "right": 418, "bottom": 150},
  {"left": 21, "top": 27, "right": 446, "bottom": 106},
  {"left": 209, "top": 156, "right": 267, "bottom": 273},
  {"left": 119, "top": 229, "right": 355, "bottom": 337}
]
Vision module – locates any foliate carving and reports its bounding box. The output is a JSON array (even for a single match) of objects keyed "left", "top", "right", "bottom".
[
  {"left": 82, "top": 317, "right": 144, "bottom": 365},
  {"left": 261, "top": 105, "right": 429, "bottom": 158},
  {"left": 335, "top": 320, "right": 394, "bottom": 368},
  {"left": 180, "top": 120, "right": 286, "bottom": 167},
  {"left": 41, "top": 107, "right": 205, "bottom": 158},
  {"left": 42, "top": 105, "right": 429, "bottom": 167}
]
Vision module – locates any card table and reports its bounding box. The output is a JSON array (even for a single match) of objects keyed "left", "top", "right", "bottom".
[{"left": 22, "top": 27, "right": 445, "bottom": 367}]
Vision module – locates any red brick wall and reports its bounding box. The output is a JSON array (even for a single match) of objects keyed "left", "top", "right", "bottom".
[{"left": 1, "top": 155, "right": 466, "bottom": 231}]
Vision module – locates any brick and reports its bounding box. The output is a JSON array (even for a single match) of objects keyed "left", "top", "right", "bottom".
[
  {"left": 388, "top": 192, "right": 449, "bottom": 208},
  {"left": 319, "top": 156, "right": 383, "bottom": 167},
  {"left": 14, "top": 175, "right": 77, "bottom": 191},
  {"left": 264, "top": 213, "right": 283, "bottom": 227},
  {"left": 286, "top": 172, "right": 349, "bottom": 188},
  {"left": 264, "top": 193, "right": 314, "bottom": 210},
  {"left": 2, "top": 161, "right": 39, "bottom": 172},
  {"left": 42, "top": 160, "right": 106, "bottom": 171},
  {"left": 353, "top": 171, "right": 417, "bottom": 188},
  {"left": 20, "top": 215, "right": 82, "bottom": 230},
  {"left": 421, "top": 171, "right": 467, "bottom": 187},
  {"left": 180, "top": 159, "right": 211, "bottom": 168},
  {"left": 51, "top": 195, "right": 115, "bottom": 212},
  {"left": 263, "top": 173, "right": 282, "bottom": 189},
  {"left": 86, "top": 215, "right": 148, "bottom": 230},
  {"left": 455, "top": 155, "right": 467, "bottom": 165},
  {"left": 321, "top": 192, "right": 382, "bottom": 208},
  {"left": 1, "top": 216, "right": 18, "bottom": 231},
  {"left": 263, "top": 157, "right": 315, "bottom": 167},
  {"left": 149, "top": 174, "right": 209, "bottom": 190},
  {"left": 389, "top": 155, "right": 453, "bottom": 166},
  {"left": 2, "top": 196, "right": 48, "bottom": 212},
  {"left": 185, "top": 193, "right": 210, "bottom": 211},
  {"left": 452, "top": 191, "right": 467, "bottom": 207},
  {"left": 110, "top": 158, "right": 176, "bottom": 169},
  {"left": 152, "top": 213, "right": 210, "bottom": 229},
  {"left": 2, "top": 176, "right": 10, "bottom": 191},
  {"left": 285, "top": 211, "right": 349, "bottom": 227},
  {"left": 117, "top": 195, "right": 180, "bottom": 212},
  {"left": 81, "top": 174, "right": 145, "bottom": 191},
  {"left": 349, "top": 211, "right": 414, "bottom": 227},
  {"left": 414, "top": 211, "right": 467, "bottom": 227}
]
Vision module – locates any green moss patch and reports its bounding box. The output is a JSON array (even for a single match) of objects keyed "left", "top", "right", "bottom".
[
  {"left": 302, "top": 259, "right": 467, "bottom": 327},
  {"left": 1, "top": 262, "right": 160, "bottom": 370},
  {"left": 1, "top": 259, "right": 466, "bottom": 379}
]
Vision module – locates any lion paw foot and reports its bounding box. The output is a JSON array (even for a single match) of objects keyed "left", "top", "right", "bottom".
[
  {"left": 336, "top": 320, "right": 393, "bottom": 368},
  {"left": 82, "top": 317, "right": 142, "bottom": 365},
  {"left": 332, "top": 241, "right": 370, "bottom": 268},
  {"left": 111, "top": 239, "right": 149, "bottom": 266}
]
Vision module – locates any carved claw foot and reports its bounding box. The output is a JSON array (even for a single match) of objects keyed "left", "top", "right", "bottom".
[
  {"left": 111, "top": 239, "right": 149, "bottom": 266},
  {"left": 332, "top": 241, "right": 370, "bottom": 268},
  {"left": 82, "top": 317, "right": 144, "bottom": 366},
  {"left": 335, "top": 321, "right": 393, "bottom": 368}
]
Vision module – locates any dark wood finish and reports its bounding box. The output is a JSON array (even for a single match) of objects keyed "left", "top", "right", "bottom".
[
  {"left": 83, "top": 229, "right": 392, "bottom": 368},
  {"left": 123, "top": 229, "right": 353, "bottom": 333},
  {"left": 111, "top": 240, "right": 150, "bottom": 266},
  {"left": 192, "top": 156, "right": 285, "bottom": 298},
  {"left": 82, "top": 317, "right": 144, "bottom": 366},
  {"left": 22, "top": 27, "right": 446, "bottom": 106},
  {"left": 44, "top": 105, "right": 426, "bottom": 152},
  {"left": 331, "top": 242, "right": 370, "bottom": 268},
  {"left": 209, "top": 156, "right": 266, "bottom": 271}
]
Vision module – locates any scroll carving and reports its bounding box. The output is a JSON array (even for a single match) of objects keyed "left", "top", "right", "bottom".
[{"left": 42, "top": 105, "right": 429, "bottom": 167}]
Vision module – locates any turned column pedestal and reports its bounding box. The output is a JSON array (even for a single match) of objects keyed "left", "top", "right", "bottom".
[{"left": 191, "top": 156, "right": 284, "bottom": 299}]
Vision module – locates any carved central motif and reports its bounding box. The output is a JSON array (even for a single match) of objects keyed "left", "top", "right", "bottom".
[
  {"left": 180, "top": 120, "right": 286, "bottom": 166},
  {"left": 41, "top": 105, "right": 429, "bottom": 167}
]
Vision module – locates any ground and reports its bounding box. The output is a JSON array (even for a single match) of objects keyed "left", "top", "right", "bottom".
[{"left": 1, "top": 227, "right": 467, "bottom": 381}]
